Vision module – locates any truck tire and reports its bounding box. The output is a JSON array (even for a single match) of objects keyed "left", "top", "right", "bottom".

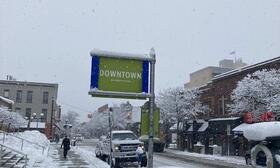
[
  {"left": 114, "top": 158, "right": 120, "bottom": 168},
  {"left": 141, "top": 156, "right": 147, "bottom": 167},
  {"left": 100, "top": 155, "right": 106, "bottom": 161},
  {"left": 251, "top": 144, "right": 273, "bottom": 167}
]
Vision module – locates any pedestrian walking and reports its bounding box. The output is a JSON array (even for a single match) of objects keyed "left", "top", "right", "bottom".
[
  {"left": 136, "top": 144, "right": 144, "bottom": 167},
  {"left": 61, "top": 135, "right": 71, "bottom": 158}
]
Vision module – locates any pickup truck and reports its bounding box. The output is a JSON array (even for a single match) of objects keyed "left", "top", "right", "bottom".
[{"left": 100, "top": 130, "right": 147, "bottom": 167}]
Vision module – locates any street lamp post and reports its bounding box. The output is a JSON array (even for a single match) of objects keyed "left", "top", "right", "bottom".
[{"left": 25, "top": 116, "right": 34, "bottom": 130}]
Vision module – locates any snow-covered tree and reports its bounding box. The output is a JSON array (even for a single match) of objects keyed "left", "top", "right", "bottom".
[
  {"left": 230, "top": 69, "right": 280, "bottom": 118},
  {"left": 59, "top": 110, "right": 80, "bottom": 135},
  {"left": 61, "top": 110, "right": 80, "bottom": 126},
  {"left": 156, "top": 87, "right": 206, "bottom": 138},
  {"left": 112, "top": 102, "right": 132, "bottom": 130},
  {"left": 82, "top": 110, "right": 109, "bottom": 138},
  {"left": 0, "top": 107, "right": 27, "bottom": 129}
]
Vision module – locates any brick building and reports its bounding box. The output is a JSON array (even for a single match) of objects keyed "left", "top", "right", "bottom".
[
  {"left": 181, "top": 56, "right": 280, "bottom": 155},
  {"left": 197, "top": 56, "right": 280, "bottom": 156},
  {"left": 200, "top": 57, "right": 280, "bottom": 118}
]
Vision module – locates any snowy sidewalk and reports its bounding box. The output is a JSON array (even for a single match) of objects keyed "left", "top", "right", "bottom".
[
  {"left": 160, "top": 149, "right": 252, "bottom": 168},
  {"left": 34, "top": 143, "right": 109, "bottom": 168},
  {"left": 48, "top": 144, "right": 90, "bottom": 168}
]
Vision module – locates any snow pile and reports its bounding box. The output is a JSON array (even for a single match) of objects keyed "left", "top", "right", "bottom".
[
  {"left": 0, "top": 96, "right": 14, "bottom": 104},
  {"left": 194, "top": 141, "right": 204, "bottom": 146},
  {"left": 275, "top": 154, "right": 280, "bottom": 164},
  {"left": 2, "top": 131, "right": 50, "bottom": 167},
  {"left": 17, "top": 130, "right": 49, "bottom": 147},
  {"left": 244, "top": 122, "right": 280, "bottom": 141}
]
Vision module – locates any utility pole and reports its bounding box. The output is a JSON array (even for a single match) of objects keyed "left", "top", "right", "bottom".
[
  {"left": 50, "top": 97, "right": 54, "bottom": 139},
  {"left": 148, "top": 48, "right": 156, "bottom": 168},
  {"left": 109, "top": 107, "right": 113, "bottom": 168}
]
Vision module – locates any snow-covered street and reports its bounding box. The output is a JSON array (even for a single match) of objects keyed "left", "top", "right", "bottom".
[
  {"left": 43, "top": 139, "right": 221, "bottom": 168},
  {"left": 1, "top": 132, "right": 247, "bottom": 168},
  {"left": 153, "top": 155, "right": 215, "bottom": 168}
]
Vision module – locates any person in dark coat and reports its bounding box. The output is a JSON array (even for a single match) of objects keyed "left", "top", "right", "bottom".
[{"left": 61, "top": 135, "right": 71, "bottom": 158}]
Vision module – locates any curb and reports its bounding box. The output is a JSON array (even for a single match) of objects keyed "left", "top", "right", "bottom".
[{"left": 156, "top": 150, "right": 252, "bottom": 168}]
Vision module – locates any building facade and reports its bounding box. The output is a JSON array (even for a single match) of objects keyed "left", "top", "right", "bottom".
[
  {"left": 201, "top": 57, "right": 280, "bottom": 118},
  {"left": 185, "top": 59, "right": 247, "bottom": 89},
  {"left": 0, "top": 79, "right": 59, "bottom": 138},
  {"left": 180, "top": 57, "right": 280, "bottom": 156}
]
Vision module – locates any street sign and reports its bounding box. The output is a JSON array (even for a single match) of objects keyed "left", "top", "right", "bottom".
[
  {"left": 88, "top": 49, "right": 156, "bottom": 168},
  {"left": 140, "top": 102, "right": 159, "bottom": 137},
  {"left": 89, "top": 50, "right": 151, "bottom": 99}
]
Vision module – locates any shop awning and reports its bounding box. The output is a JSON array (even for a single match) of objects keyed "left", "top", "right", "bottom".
[
  {"left": 198, "top": 122, "right": 209, "bottom": 132},
  {"left": 209, "top": 117, "right": 243, "bottom": 134}
]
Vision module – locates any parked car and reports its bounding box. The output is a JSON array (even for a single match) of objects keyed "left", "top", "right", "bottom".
[
  {"left": 95, "top": 135, "right": 106, "bottom": 159},
  {"left": 73, "top": 134, "right": 84, "bottom": 141}
]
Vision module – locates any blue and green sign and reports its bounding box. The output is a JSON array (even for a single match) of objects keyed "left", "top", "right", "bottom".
[{"left": 90, "top": 55, "right": 149, "bottom": 98}]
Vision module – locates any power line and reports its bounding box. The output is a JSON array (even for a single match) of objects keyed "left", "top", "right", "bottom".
[{"left": 57, "top": 101, "right": 91, "bottom": 113}]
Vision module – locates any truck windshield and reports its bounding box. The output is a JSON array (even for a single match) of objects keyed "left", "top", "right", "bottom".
[{"left": 112, "top": 133, "right": 137, "bottom": 140}]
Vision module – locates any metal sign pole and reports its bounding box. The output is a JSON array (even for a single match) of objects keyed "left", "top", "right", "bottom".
[
  {"left": 148, "top": 48, "right": 156, "bottom": 168},
  {"left": 227, "top": 124, "right": 231, "bottom": 156},
  {"left": 109, "top": 108, "right": 113, "bottom": 168}
]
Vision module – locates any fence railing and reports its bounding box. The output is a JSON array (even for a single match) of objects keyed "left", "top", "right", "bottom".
[
  {"left": 0, "top": 143, "right": 28, "bottom": 167},
  {"left": 0, "top": 130, "right": 46, "bottom": 154}
]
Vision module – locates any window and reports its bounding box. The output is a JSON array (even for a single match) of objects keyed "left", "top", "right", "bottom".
[
  {"left": 4, "top": 89, "right": 10, "bottom": 98},
  {"left": 16, "top": 90, "right": 22, "bottom": 103},
  {"left": 15, "top": 107, "right": 21, "bottom": 113},
  {"left": 43, "top": 92, "right": 49, "bottom": 104},
  {"left": 26, "top": 108, "right": 31, "bottom": 118},
  {"left": 26, "top": 91, "right": 33, "bottom": 103},
  {"left": 218, "top": 95, "right": 230, "bottom": 115},
  {"left": 41, "top": 109, "right": 47, "bottom": 122}
]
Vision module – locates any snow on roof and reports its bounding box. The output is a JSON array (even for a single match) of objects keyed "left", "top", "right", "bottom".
[
  {"left": 209, "top": 117, "right": 240, "bottom": 122},
  {"left": 198, "top": 122, "right": 209, "bottom": 132},
  {"left": 0, "top": 96, "right": 14, "bottom": 104},
  {"left": 112, "top": 130, "right": 133, "bottom": 134},
  {"left": 187, "top": 119, "right": 205, "bottom": 124},
  {"left": 90, "top": 49, "right": 154, "bottom": 61},
  {"left": 244, "top": 121, "right": 280, "bottom": 141},
  {"left": 212, "top": 56, "right": 280, "bottom": 81},
  {"left": 232, "top": 123, "right": 251, "bottom": 133}
]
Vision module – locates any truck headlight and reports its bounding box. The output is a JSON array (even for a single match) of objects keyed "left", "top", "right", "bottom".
[
  {"left": 114, "top": 145, "right": 120, "bottom": 151},
  {"left": 141, "top": 144, "right": 145, "bottom": 150}
]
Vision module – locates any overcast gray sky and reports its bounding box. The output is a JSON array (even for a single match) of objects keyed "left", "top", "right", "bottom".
[{"left": 1, "top": 0, "right": 280, "bottom": 121}]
